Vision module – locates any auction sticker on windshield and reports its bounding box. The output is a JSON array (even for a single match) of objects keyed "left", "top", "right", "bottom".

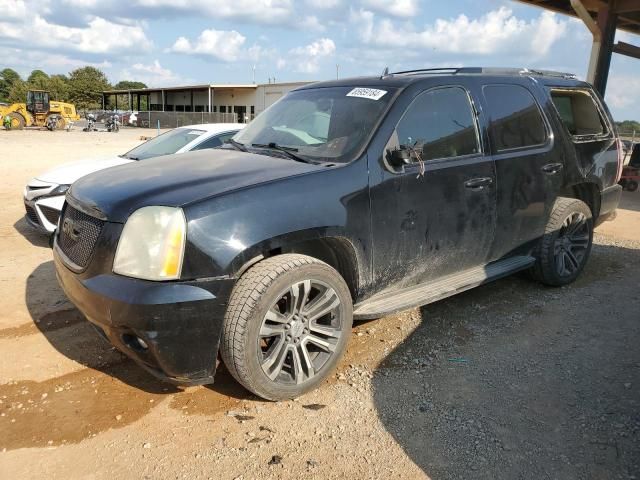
[{"left": 346, "top": 88, "right": 387, "bottom": 100}]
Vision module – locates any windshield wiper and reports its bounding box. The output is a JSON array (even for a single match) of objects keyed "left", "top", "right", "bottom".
[
  {"left": 119, "top": 154, "right": 140, "bottom": 160},
  {"left": 251, "top": 142, "right": 314, "bottom": 163},
  {"left": 226, "top": 138, "right": 248, "bottom": 152}
]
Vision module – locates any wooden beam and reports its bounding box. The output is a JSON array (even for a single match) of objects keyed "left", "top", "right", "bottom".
[
  {"left": 614, "top": 41, "right": 640, "bottom": 59},
  {"left": 593, "top": 1, "right": 617, "bottom": 94},
  {"left": 615, "top": 0, "right": 640, "bottom": 14}
]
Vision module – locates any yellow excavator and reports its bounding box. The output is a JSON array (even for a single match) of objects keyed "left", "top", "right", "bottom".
[{"left": 0, "top": 90, "right": 80, "bottom": 130}]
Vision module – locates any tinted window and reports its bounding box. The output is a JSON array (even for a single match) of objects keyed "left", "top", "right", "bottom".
[
  {"left": 191, "top": 135, "right": 222, "bottom": 150},
  {"left": 395, "top": 87, "right": 479, "bottom": 161},
  {"left": 191, "top": 132, "right": 237, "bottom": 151},
  {"left": 484, "top": 84, "right": 546, "bottom": 151},
  {"left": 550, "top": 89, "right": 607, "bottom": 137},
  {"left": 122, "top": 128, "right": 206, "bottom": 160}
]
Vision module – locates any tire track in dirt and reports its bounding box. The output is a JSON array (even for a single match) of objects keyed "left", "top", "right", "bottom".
[{"left": 0, "top": 309, "right": 84, "bottom": 339}]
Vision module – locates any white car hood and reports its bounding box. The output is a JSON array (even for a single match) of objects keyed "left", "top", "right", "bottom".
[{"left": 34, "top": 156, "right": 133, "bottom": 185}]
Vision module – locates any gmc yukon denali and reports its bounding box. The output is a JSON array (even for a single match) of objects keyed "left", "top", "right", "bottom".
[{"left": 52, "top": 68, "right": 623, "bottom": 400}]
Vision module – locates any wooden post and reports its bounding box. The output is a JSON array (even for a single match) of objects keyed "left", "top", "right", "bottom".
[{"left": 593, "top": 2, "right": 618, "bottom": 95}]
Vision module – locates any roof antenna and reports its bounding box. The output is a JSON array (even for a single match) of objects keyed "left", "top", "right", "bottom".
[{"left": 381, "top": 66, "right": 389, "bottom": 79}]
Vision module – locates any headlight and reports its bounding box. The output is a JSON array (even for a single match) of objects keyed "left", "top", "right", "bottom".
[
  {"left": 51, "top": 184, "right": 70, "bottom": 196},
  {"left": 113, "top": 206, "right": 186, "bottom": 281}
]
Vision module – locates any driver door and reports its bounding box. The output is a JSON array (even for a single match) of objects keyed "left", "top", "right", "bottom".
[{"left": 369, "top": 85, "right": 497, "bottom": 291}]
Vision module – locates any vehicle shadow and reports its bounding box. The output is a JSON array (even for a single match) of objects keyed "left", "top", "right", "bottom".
[
  {"left": 13, "top": 217, "right": 50, "bottom": 248},
  {"left": 618, "top": 190, "right": 640, "bottom": 213},
  {"left": 25, "top": 260, "right": 252, "bottom": 401},
  {"left": 371, "top": 242, "right": 640, "bottom": 479}
]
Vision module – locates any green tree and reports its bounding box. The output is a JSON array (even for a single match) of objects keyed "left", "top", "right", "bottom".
[
  {"left": 27, "top": 69, "right": 49, "bottom": 84},
  {"left": 0, "top": 68, "right": 21, "bottom": 102},
  {"left": 47, "top": 74, "right": 71, "bottom": 101},
  {"left": 7, "top": 79, "right": 28, "bottom": 104},
  {"left": 615, "top": 120, "right": 640, "bottom": 133},
  {"left": 112, "top": 81, "right": 148, "bottom": 110},
  {"left": 113, "top": 80, "right": 147, "bottom": 90},
  {"left": 68, "top": 66, "right": 111, "bottom": 110}
]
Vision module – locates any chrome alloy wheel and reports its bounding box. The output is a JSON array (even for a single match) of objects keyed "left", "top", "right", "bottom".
[
  {"left": 258, "top": 279, "right": 344, "bottom": 385},
  {"left": 554, "top": 211, "right": 590, "bottom": 277}
]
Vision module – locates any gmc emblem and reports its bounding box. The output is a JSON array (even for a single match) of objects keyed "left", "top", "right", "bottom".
[{"left": 62, "top": 217, "right": 80, "bottom": 241}]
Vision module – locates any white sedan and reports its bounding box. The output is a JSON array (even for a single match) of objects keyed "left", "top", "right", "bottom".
[{"left": 24, "top": 123, "right": 244, "bottom": 234}]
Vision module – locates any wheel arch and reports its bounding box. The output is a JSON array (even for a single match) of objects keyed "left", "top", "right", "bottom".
[
  {"left": 563, "top": 181, "right": 601, "bottom": 219},
  {"left": 230, "top": 230, "right": 362, "bottom": 301}
]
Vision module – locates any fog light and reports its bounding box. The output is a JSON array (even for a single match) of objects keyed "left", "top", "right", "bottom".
[{"left": 122, "top": 333, "right": 149, "bottom": 351}]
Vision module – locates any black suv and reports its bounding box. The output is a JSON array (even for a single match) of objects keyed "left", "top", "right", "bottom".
[{"left": 53, "top": 68, "right": 623, "bottom": 400}]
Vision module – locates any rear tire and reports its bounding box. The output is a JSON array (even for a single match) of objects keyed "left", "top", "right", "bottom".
[
  {"left": 530, "top": 197, "right": 593, "bottom": 286},
  {"left": 627, "top": 180, "right": 638, "bottom": 192},
  {"left": 220, "top": 254, "right": 352, "bottom": 401}
]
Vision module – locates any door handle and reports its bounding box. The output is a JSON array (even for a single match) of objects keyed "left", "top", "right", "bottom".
[
  {"left": 464, "top": 177, "right": 493, "bottom": 190},
  {"left": 541, "top": 162, "right": 563, "bottom": 174}
]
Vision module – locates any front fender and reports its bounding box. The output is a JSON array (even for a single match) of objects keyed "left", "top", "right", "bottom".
[{"left": 181, "top": 160, "right": 371, "bottom": 283}]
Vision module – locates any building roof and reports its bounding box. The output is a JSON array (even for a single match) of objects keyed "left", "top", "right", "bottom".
[
  {"left": 517, "top": 0, "right": 640, "bottom": 36},
  {"left": 105, "top": 84, "right": 257, "bottom": 95},
  {"left": 104, "top": 81, "right": 312, "bottom": 95}
]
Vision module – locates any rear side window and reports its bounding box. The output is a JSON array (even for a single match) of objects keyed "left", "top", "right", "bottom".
[
  {"left": 484, "top": 84, "right": 547, "bottom": 152},
  {"left": 192, "top": 135, "right": 222, "bottom": 150},
  {"left": 550, "top": 89, "right": 608, "bottom": 138},
  {"left": 395, "top": 86, "right": 480, "bottom": 161},
  {"left": 191, "top": 132, "right": 237, "bottom": 151}
]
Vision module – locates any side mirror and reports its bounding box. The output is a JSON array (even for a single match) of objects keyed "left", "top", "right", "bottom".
[{"left": 388, "top": 147, "right": 412, "bottom": 168}]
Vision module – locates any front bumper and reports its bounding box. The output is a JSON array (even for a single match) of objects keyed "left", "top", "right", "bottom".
[
  {"left": 53, "top": 244, "right": 235, "bottom": 385},
  {"left": 23, "top": 192, "right": 65, "bottom": 234}
]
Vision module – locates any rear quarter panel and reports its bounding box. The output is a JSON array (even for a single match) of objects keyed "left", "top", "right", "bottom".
[{"left": 538, "top": 79, "right": 619, "bottom": 192}]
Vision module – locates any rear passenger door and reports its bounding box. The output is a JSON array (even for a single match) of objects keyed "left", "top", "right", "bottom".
[
  {"left": 481, "top": 82, "right": 563, "bottom": 260},
  {"left": 369, "top": 85, "right": 497, "bottom": 290}
]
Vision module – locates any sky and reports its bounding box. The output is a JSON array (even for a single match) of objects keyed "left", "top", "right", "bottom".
[{"left": 1, "top": 0, "right": 639, "bottom": 120}]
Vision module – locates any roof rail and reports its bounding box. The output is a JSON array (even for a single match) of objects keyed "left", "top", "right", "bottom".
[
  {"left": 391, "top": 67, "right": 470, "bottom": 76},
  {"left": 390, "top": 67, "right": 576, "bottom": 79}
]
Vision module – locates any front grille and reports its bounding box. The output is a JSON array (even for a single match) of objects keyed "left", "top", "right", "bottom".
[
  {"left": 58, "top": 205, "right": 104, "bottom": 268},
  {"left": 40, "top": 205, "right": 60, "bottom": 226},
  {"left": 25, "top": 203, "right": 40, "bottom": 225}
]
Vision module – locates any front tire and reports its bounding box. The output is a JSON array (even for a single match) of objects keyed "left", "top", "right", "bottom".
[
  {"left": 6, "top": 113, "right": 25, "bottom": 130},
  {"left": 220, "top": 254, "right": 352, "bottom": 400},
  {"left": 531, "top": 197, "right": 593, "bottom": 286}
]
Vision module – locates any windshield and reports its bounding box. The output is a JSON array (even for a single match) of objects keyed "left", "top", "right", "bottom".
[
  {"left": 234, "top": 86, "right": 397, "bottom": 163},
  {"left": 123, "top": 128, "right": 206, "bottom": 160}
]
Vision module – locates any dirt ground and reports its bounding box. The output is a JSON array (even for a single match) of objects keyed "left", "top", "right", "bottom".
[{"left": 0, "top": 128, "right": 638, "bottom": 480}]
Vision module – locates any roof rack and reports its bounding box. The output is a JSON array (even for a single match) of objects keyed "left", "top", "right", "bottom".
[{"left": 389, "top": 67, "right": 576, "bottom": 79}]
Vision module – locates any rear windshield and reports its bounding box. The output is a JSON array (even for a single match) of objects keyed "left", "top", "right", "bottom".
[
  {"left": 550, "top": 89, "right": 608, "bottom": 139},
  {"left": 122, "top": 128, "right": 206, "bottom": 160},
  {"left": 234, "top": 86, "right": 397, "bottom": 163}
]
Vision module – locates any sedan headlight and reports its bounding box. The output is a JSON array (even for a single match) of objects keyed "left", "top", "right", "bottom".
[
  {"left": 51, "top": 184, "right": 70, "bottom": 196},
  {"left": 113, "top": 206, "right": 186, "bottom": 281}
]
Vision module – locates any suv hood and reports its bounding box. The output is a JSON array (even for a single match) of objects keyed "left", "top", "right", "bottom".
[
  {"left": 69, "top": 149, "right": 328, "bottom": 223},
  {"left": 34, "top": 156, "right": 132, "bottom": 185}
]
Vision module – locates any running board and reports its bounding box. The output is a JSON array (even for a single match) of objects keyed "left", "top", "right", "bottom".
[{"left": 353, "top": 255, "right": 535, "bottom": 319}]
